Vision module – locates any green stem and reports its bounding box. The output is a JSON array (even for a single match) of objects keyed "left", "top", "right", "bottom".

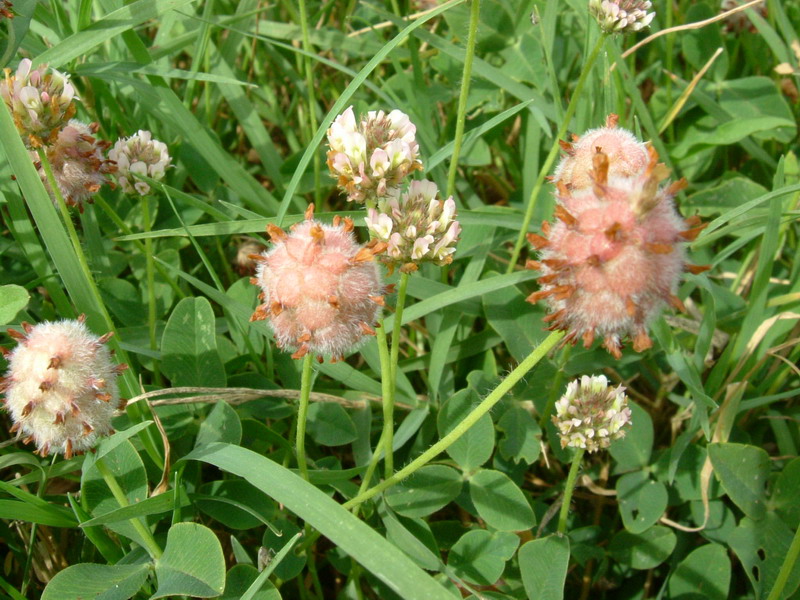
[
  {"left": 21, "top": 456, "right": 56, "bottom": 596},
  {"left": 298, "top": 0, "right": 321, "bottom": 205},
  {"left": 506, "top": 33, "right": 607, "bottom": 273},
  {"left": 344, "top": 330, "right": 564, "bottom": 509},
  {"left": 95, "top": 458, "right": 162, "bottom": 559},
  {"left": 767, "top": 520, "right": 800, "bottom": 600},
  {"left": 357, "top": 324, "right": 393, "bottom": 498},
  {"left": 93, "top": 196, "right": 186, "bottom": 299},
  {"left": 385, "top": 271, "right": 410, "bottom": 477},
  {"left": 557, "top": 448, "right": 585, "bottom": 534},
  {"left": 446, "top": 0, "right": 481, "bottom": 199},
  {"left": 141, "top": 196, "right": 160, "bottom": 382},
  {"left": 296, "top": 353, "right": 315, "bottom": 481},
  {"left": 538, "top": 344, "right": 571, "bottom": 429}
]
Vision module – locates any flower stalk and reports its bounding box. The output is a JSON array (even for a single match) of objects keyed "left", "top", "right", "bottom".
[
  {"left": 296, "top": 353, "right": 314, "bottom": 481},
  {"left": 557, "top": 448, "right": 585, "bottom": 534}
]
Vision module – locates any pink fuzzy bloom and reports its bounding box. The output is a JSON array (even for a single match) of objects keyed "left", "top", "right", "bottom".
[
  {"left": 250, "top": 205, "right": 385, "bottom": 362},
  {"left": 33, "top": 120, "right": 116, "bottom": 211},
  {"left": 552, "top": 114, "right": 649, "bottom": 191},
  {"left": 527, "top": 125, "right": 709, "bottom": 358},
  {"left": 1, "top": 317, "right": 128, "bottom": 458}
]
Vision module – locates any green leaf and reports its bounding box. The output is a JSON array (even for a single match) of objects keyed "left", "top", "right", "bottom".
[
  {"left": 0, "top": 499, "right": 77, "bottom": 528},
  {"left": 616, "top": 472, "right": 668, "bottom": 534},
  {"left": 609, "top": 402, "right": 653, "bottom": 472},
  {"left": 609, "top": 525, "right": 676, "bottom": 570},
  {"left": 381, "top": 512, "right": 442, "bottom": 571},
  {"left": 771, "top": 457, "right": 800, "bottom": 528},
  {"left": 196, "top": 401, "right": 242, "bottom": 448},
  {"left": 496, "top": 406, "right": 541, "bottom": 465},
  {"left": 34, "top": 0, "right": 197, "bottom": 67},
  {"left": 385, "top": 465, "right": 463, "bottom": 518},
  {"left": 195, "top": 480, "right": 276, "bottom": 530},
  {"left": 469, "top": 469, "right": 535, "bottom": 531},
  {"left": 183, "top": 443, "right": 453, "bottom": 599},
  {"left": 306, "top": 402, "right": 357, "bottom": 446},
  {"left": 728, "top": 514, "right": 800, "bottom": 599},
  {"left": 0, "top": 284, "right": 29, "bottom": 326},
  {"left": 448, "top": 529, "right": 519, "bottom": 586},
  {"left": 41, "top": 563, "right": 150, "bottom": 600},
  {"left": 153, "top": 522, "right": 226, "bottom": 598},
  {"left": 518, "top": 535, "right": 570, "bottom": 600},
  {"left": 708, "top": 442, "right": 769, "bottom": 520},
  {"left": 668, "top": 543, "right": 731, "bottom": 600},
  {"left": 437, "top": 388, "right": 494, "bottom": 472},
  {"left": 221, "top": 565, "right": 281, "bottom": 600},
  {"left": 161, "top": 297, "right": 226, "bottom": 387}
]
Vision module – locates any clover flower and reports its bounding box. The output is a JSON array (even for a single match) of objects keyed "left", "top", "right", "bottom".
[
  {"left": 234, "top": 239, "right": 268, "bottom": 276},
  {"left": 1, "top": 1, "right": 13, "bottom": 19},
  {"left": 1, "top": 318, "right": 128, "bottom": 458},
  {"left": 0, "top": 58, "right": 77, "bottom": 147},
  {"left": 553, "top": 375, "right": 632, "bottom": 453},
  {"left": 553, "top": 114, "right": 649, "bottom": 192},
  {"left": 250, "top": 205, "right": 385, "bottom": 361},
  {"left": 527, "top": 123, "right": 709, "bottom": 358},
  {"left": 33, "top": 120, "right": 116, "bottom": 210},
  {"left": 365, "top": 179, "right": 461, "bottom": 273},
  {"left": 326, "top": 106, "right": 422, "bottom": 203},
  {"left": 589, "top": 0, "right": 655, "bottom": 33},
  {"left": 108, "top": 130, "right": 171, "bottom": 196}
]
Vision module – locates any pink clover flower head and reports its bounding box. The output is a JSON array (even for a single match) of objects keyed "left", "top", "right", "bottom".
[
  {"left": 1, "top": 317, "right": 128, "bottom": 458},
  {"left": 365, "top": 179, "right": 461, "bottom": 273},
  {"left": 527, "top": 129, "right": 709, "bottom": 358},
  {"left": 108, "top": 130, "right": 172, "bottom": 196},
  {"left": 326, "top": 106, "right": 422, "bottom": 203},
  {"left": 0, "top": 58, "right": 78, "bottom": 147},
  {"left": 589, "top": 0, "right": 655, "bottom": 33},
  {"left": 33, "top": 120, "right": 116, "bottom": 211},
  {"left": 553, "top": 375, "right": 631, "bottom": 453},
  {"left": 552, "top": 114, "right": 650, "bottom": 192},
  {"left": 250, "top": 205, "right": 385, "bottom": 362}
]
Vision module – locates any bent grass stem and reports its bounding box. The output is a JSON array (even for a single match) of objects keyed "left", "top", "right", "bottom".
[{"left": 344, "top": 330, "right": 564, "bottom": 509}]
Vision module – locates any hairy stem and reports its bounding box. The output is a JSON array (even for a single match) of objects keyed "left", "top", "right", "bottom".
[
  {"left": 446, "top": 0, "right": 481, "bottom": 199},
  {"left": 344, "top": 330, "right": 564, "bottom": 509},
  {"left": 557, "top": 448, "right": 585, "bottom": 534},
  {"left": 296, "top": 353, "right": 315, "bottom": 481},
  {"left": 95, "top": 457, "right": 163, "bottom": 559}
]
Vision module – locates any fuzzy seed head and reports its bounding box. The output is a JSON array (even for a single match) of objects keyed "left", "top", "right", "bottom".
[
  {"left": 553, "top": 115, "right": 649, "bottom": 191},
  {"left": 0, "top": 59, "right": 78, "bottom": 147},
  {"left": 251, "top": 207, "right": 383, "bottom": 360},
  {"left": 365, "top": 179, "right": 461, "bottom": 271},
  {"left": 108, "top": 130, "right": 171, "bottom": 196},
  {"left": 33, "top": 120, "right": 115, "bottom": 209},
  {"left": 235, "top": 239, "right": 268, "bottom": 275},
  {"left": 589, "top": 0, "right": 655, "bottom": 33},
  {"left": 2, "top": 319, "right": 125, "bottom": 457},
  {"left": 529, "top": 122, "right": 700, "bottom": 358},
  {"left": 326, "top": 106, "right": 422, "bottom": 203},
  {"left": 553, "top": 375, "right": 632, "bottom": 453}
]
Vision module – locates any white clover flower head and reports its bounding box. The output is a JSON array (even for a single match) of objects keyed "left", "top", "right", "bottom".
[
  {"left": 589, "top": 0, "right": 655, "bottom": 33},
  {"left": 1, "top": 318, "right": 128, "bottom": 458},
  {"left": 32, "top": 120, "right": 116, "bottom": 211},
  {"left": 364, "top": 179, "right": 460, "bottom": 273},
  {"left": 0, "top": 58, "right": 78, "bottom": 147},
  {"left": 326, "top": 105, "right": 422, "bottom": 203},
  {"left": 553, "top": 375, "right": 632, "bottom": 453},
  {"left": 108, "top": 130, "right": 172, "bottom": 196}
]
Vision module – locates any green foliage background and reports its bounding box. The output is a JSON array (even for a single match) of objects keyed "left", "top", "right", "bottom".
[{"left": 1, "top": 0, "right": 799, "bottom": 598}]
